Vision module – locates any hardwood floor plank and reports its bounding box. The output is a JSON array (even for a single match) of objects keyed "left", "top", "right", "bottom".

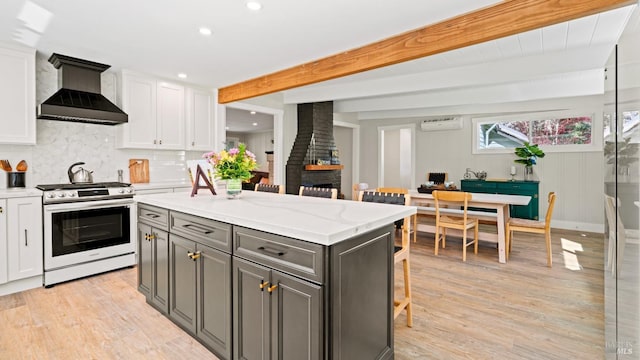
[{"left": 0, "top": 228, "right": 602, "bottom": 359}]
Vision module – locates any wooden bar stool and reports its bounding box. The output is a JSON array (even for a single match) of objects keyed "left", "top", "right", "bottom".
[{"left": 360, "top": 190, "right": 413, "bottom": 327}]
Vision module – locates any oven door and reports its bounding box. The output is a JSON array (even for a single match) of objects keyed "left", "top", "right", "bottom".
[{"left": 43, "top": 199, "right": 135, "bottom": 270}]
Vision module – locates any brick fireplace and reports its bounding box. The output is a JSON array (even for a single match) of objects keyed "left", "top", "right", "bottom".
[{"left": 285, "top": 101, "right": 341, "bottom": 195}]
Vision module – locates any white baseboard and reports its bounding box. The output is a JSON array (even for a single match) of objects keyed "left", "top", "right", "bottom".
[
  {"left": 0, "top": 275, "right": 43, "bottom": 296},
  {"left": 551, "top": 220, "right": 604, "bottom": 233}
]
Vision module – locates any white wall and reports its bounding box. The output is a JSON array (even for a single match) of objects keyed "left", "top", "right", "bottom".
[
  {"left": 334, "top": 126, "right": 353, "bottom": 198},
  {"left": 356, "top": 95, "right": 606, "bottom": 232}
]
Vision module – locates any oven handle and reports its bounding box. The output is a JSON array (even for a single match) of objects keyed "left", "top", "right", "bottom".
[{"left": 43, "top": 198, "right": 134, "bottom": 212}]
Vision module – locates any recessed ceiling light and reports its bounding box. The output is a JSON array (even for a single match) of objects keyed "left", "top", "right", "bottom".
[
  {"left": 178, "top": 73, "right": 187, "bottom": 79},
  {"left": 250, "top": 111, "right": 256, "bottom": 115},
  {"left": 199, "top": 27, "right": 212, "bottom": 36},
  {"left": 246, "top": 1, "right": 262, "bottom": 11},
  {"left": 252, "top": 122, "right": 258, "bottom": 126}
]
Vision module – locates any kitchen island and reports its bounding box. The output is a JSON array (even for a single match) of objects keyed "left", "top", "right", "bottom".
[{"left": 135, "top": 191, "right": 415, "bottom": 360}]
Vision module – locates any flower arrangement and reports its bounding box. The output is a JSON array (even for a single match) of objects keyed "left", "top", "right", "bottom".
[
  {"left": 203, "top": 143, "right": 258, "bottom": 181},
  {"left": 514, "top": 142, "right": 545, "bottom": 167}
]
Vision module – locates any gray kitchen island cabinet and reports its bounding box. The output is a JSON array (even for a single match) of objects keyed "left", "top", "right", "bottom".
[
  {"left": 135, "top": 191, "right": 414, "bottom": 360},
  {"left": 137, "top": 204, "right": 170, "bottom": 314},
  {"left": 168, "top": 211, "right": 233, "bottom": 359}
]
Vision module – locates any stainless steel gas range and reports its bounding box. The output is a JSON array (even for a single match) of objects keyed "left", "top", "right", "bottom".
[{"left": 36, "top": 182, "right": 136, "bottom": 287}]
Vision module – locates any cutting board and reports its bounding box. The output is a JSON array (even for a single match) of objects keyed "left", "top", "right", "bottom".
[{"left": 129, "top": 159, "right": 149, "bottom": 183}]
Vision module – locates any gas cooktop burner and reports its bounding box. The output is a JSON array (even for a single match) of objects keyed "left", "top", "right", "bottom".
[
  {"left": 36, "top": 182, "right": 131, "bottom": 191},
  {"left": 37, "top": 182, "right": 134, "bottom": 204}
]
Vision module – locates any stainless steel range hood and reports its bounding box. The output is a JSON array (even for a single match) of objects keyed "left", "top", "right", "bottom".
[{"left": 37, "top": 53, "right": 128, "bottom": 125}]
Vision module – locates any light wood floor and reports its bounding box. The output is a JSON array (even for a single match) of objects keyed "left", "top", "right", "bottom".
[{"left": 0, "top": 228, "right": 604, "bottom": 359}]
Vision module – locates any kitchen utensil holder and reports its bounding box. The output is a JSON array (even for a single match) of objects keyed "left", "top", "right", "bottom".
[{"left": 7, "top": 172, "right": 25, "bottom": 188}]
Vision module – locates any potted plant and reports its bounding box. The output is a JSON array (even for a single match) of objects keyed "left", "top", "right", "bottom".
[{"left": 514, "top": 142, "right": 545, "bottom": 181}]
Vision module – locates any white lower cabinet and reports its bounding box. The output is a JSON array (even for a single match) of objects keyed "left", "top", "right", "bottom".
[
  {"left": 0, "top": 199, "right": 7, "bottom": 284},
  {"left": 0, "top": 196, "right": 43, "bottom": 296},
  {"left": 7, "top": 197, "right": 43, "bottom": 281}
]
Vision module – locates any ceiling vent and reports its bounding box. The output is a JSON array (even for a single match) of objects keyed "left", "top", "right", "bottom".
[{"left": 419, "top": 116, "right": 462, "bottom": 131}]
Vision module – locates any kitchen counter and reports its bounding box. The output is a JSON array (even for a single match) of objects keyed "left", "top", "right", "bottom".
[
  {"left": 135, "top": 190, "right": 415, "bottom": 246},
  {"left": 0, "top": 188, "right": 42, "bottom": 198}
]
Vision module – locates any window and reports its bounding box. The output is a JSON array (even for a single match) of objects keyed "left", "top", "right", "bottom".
[{"left": 472, "top": 111, "right": 600, "bottom": 154}]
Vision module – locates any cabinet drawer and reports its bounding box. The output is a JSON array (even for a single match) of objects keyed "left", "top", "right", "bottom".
[
  {"left": 138, "top": 204, "right": 169, "bottom": 231},
  {"left": 496, "top": 182, "right": 538, "bottom": 193},
  {"left": 170, "top": 211, "right": 232, "bottom": 253},
  {"left": 233, "top": 226, "right": 324, "bottom": 284},
  {"left": 461, "top": 180, "right": 496, "bottom": 192}
]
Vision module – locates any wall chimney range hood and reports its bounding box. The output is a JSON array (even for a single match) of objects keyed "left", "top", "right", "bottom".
[{"left": 37, "top": 53, "right": 128, "bottom": 125}]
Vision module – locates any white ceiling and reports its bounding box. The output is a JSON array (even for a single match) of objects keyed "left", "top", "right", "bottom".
[
  {"left": 226, "top": 107, "right": 273, "bottom": 133},
  {"left": 0, "top": 0, "right": 499, "bottom": 88},
  {"left": 0, "top": 0, "right": 637, "bottom": 121}
]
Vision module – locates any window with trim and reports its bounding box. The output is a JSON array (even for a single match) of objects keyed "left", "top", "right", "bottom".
[{"left": 472, "top": 111, "right": 600, "bottom": 154}]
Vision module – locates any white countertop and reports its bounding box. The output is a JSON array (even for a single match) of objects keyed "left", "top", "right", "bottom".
[
  {"left": 0, "top": 188, "right": 42, "bottom": 198},
  {"left": 135, "top": 191, "right": 416, "bottom": 246}
]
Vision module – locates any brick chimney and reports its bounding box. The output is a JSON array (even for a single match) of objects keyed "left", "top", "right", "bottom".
[{"left": 285, "top": 101, "right": 341, "bottom": 195}]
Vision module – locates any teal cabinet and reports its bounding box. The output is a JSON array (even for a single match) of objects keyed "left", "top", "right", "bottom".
[{"left": 461, "top": 180, "right": 539, "bottom": 220}]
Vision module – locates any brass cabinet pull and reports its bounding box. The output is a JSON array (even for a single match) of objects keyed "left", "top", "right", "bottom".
[
  {"left": 267, "top": 284, "right": 278, "bottom": 293},
  {"left": 25, "top": 229, "right": 28, "bottom": 246},
  {"left": 159, "top": 140, "right": 163, "bottom": 145},
  {"left": 153, "top": 140, "right": 157, "bottom": 145},
  {"left": 187, "top": 251, "right": 201, "bottom": 261},
  {"left": 259, "top": 281, "right": 268, "bottom": 290},
  {"left": 149, "top": 233, "right": 156, "bottom": 241},
  {"left": 0, "top": 207, "right": 3, "bottom": 213},
  {"left": 183, "top": 223, "right": 214, "bottom": 235}
]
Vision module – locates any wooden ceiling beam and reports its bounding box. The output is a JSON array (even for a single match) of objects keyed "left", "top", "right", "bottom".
[{"left": 218, "top": 0, "right": 636, "bottom": 104}]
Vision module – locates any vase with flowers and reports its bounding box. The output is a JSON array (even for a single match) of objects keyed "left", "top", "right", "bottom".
[
  {"left": 513, "top": 142, "right": 545, "bottom": 181},
  {"left": 203, "top": 143, "right": 258, "bottom": 199}
]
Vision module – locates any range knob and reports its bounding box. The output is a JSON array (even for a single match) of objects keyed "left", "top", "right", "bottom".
[
  {"left": 67, "top": 192, "right": 76, "bottom": 197},
  {"left": 126, "top": 188, "right": 133, "bottom": 194},
  {"left": 118, "top": 189, "right": 125, "bottom": 194},
  {"left": 46, "top": 193, "right": 55, "bottom": 199},
  {"left": 57, "top": 193, "right": 66, "bottom": 198}
]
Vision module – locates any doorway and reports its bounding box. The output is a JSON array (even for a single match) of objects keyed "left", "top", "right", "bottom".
[
  {"left": 223, "top": 103, "right": 284, "bottom": 185},
  {"left": 378, "top": 124, "right": 415, "bottom": 189}
]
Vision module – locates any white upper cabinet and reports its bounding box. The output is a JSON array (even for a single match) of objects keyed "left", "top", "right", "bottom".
[
  {"left": 185, "top": 87, "right": 216, "bottom": 151},
  {"left": 0, "top": 45, "right": 35, "bottom": 145},
  {"left": 117, "top": 71, "right": 185, "bottom": 150},
  {"left": 157, "top": 81, "right": 185, "bottom": 149}
]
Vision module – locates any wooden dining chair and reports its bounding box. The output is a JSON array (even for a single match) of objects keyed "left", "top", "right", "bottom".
[
  {"left": 359, "top": 190, "right": 412, "bottom": 327},
  {"left": 352, "top": 183, "right": 369, "bottom": 201},
  {"left": 298, "top": 186, "right": 338, "bottom": 199},
  {"left": 377, "top": 187, "right": 417, "bottom": 243},
  {"left": 255, "top": 183, "right": 284, "bottom": 194},
  {"left": 505, "top": 192, "right": 556, "bottom": 267},
  {"left": 432, "top": 190, "right": 479, "bottom": 262}
]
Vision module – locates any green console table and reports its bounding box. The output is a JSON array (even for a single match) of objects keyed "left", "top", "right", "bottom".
[{"left": 461, "top": 179, "right": 539, "bottom": 220}]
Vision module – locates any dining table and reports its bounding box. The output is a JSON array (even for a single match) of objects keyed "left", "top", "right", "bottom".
[{"left": 408, "top": 189, "right": 531, "bottom": 263}]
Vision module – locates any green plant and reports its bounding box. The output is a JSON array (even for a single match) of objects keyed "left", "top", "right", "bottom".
[
  {"left": 604, "top": 138, "right": 639, "bottom": 167},
  {"left": 514, "top": 142, "right": 545, "bottom": 167},
  {"left": 203, "top": 143, "right": 258, "bottom": 180}
]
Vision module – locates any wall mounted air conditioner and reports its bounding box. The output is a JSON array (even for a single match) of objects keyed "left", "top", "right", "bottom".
[{"left": 420, "top": 116, "right": 462, "bottom": 131}]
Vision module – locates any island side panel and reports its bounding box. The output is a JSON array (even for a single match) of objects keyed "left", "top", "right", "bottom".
[{"left": 330, "top": 224, "right": 394, "bottom": 360}]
